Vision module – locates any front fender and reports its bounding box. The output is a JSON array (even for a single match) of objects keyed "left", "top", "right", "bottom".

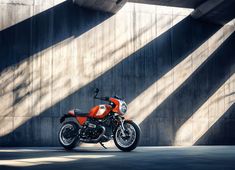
[{"left": 124, "top": 119, "right": 141, "bottom": 133}]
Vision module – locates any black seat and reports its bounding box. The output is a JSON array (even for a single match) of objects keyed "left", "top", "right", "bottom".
[{"left": 74, "top": 109, "right": 88, "bottom": 117}]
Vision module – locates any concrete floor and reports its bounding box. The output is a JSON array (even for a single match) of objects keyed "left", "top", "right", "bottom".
[{"left": 0, "top": 146, "right": 235, "bottom": 170}]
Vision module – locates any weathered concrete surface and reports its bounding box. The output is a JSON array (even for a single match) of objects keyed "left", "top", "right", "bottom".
[
  {"left": 0, "top": 0, "right": 235, "bottom": 147},
  {"left": 73, "top": 0, "right": 127, "bottom": 13},
  {"left": 0, "top": 146, "right": 235, "bottom": 169}
]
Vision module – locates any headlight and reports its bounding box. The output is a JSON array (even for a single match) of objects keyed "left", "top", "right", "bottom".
[{"left": 119, "top": 101, "right": 127, "bottom": 115}]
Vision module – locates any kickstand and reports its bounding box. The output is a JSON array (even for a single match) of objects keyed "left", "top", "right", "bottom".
[{"left": 100, "top": 142, "right": 107, "bottom": 149}]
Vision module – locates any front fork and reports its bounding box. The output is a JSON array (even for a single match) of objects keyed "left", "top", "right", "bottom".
[{"left": 118, "top": 116, "right": 127, "bottom": 137}]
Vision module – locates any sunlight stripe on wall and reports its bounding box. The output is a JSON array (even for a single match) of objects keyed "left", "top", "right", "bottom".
[{"left": 174, "top": 73, "right": 235, "bottom": 145}]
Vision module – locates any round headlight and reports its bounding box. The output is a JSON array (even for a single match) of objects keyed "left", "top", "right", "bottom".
[{"left": 119, "top": 101, "right": 127, "bottom": 115}]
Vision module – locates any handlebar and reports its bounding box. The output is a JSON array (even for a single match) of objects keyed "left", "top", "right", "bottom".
[
  {"left": 93, "top": 88, "right": 109, "bottom": 101},
  {"left": 94, "top": 96, "right": 109, "bottom": 101}
]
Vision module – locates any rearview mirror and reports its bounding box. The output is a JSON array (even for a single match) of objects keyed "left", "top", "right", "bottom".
[{"left": 94, "top": 88, "right": 99, "bottom": 98}]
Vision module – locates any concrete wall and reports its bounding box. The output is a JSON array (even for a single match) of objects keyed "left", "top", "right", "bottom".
[{"left": 0, "top": 0, "right": 235, "bottom": 146}]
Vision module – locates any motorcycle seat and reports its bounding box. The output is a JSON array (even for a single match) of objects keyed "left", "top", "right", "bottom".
[{"left": 74, "top": 109, "right": 88, "bottom": 117}]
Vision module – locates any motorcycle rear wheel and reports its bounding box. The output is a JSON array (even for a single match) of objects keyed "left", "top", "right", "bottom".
[
  {"left": 58, "top": 121, "right": 79, "bottom": 150},
  {"left": 114, "top": 120, "right": 140, "bottom": 152}
]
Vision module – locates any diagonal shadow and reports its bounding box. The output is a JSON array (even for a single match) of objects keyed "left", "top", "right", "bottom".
[
  {"left": 139, "top": 32, "right": 235, "bottom": 146},
  {"left": 195, "top": 103, "right": 235, "bottom": 145},
  {"left": 0, "top": 0, "right": 112, "bottom": 73},
  {"left": 0, "top": 15, "right": 222, "bottom": 146}
]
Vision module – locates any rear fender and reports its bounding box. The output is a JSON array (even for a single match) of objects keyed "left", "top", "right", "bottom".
[
  {"left": 60, "top": 110, "right": 75, "bottom": 123},
  {"left": 60, "top": 110, "right": 87, "bottom": 127}
]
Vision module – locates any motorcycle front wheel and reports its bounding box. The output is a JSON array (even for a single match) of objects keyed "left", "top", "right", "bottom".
[
  {"left": 58, "top": 121, "right": 79, "bottom": 150},
  {"left": 114, "top": 120, "right": 140, "bottom": 152}
]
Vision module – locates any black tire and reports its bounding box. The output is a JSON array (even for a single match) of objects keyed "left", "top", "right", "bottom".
[
  {"left": 114, "top": 120, "right": 141, "bottom": 152},
  {"left": 58, "top": 121, "right": 79, "bottom": 150}
]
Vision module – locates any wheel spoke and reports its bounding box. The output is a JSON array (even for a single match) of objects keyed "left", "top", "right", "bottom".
[
  {"left": 115, "top": 123, "right": 136, "bottom": 148},
  {"left": 59, "top": 124, "right": 76, "bottom": 146}
]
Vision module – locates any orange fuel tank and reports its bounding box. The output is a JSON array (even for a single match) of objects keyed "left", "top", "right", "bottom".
[{"left": 88, "top": 105, "right": 112, "bottom": 119}]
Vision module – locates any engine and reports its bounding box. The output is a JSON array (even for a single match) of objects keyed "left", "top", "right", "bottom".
[
  {"left": 79, "top": 118, "right": 113, "bottom": 143},
  {"left": 80, "top": 123, "right": 101, "bottom": 139}
]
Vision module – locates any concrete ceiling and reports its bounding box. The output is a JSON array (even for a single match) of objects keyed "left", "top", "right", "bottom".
[
  {"left": 73, "top": 0, "right": 235, "bottom": 25},
  {"left": 195, "top": 0, "right": 235, "bottom": 25},
  {"left": 129, "top": 0, "right": 205, "bottom": 8}
]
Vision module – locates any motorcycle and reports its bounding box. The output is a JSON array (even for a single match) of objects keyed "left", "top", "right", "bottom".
[{"left": 58, "top": 88, "right": 141, "bottom": 152}]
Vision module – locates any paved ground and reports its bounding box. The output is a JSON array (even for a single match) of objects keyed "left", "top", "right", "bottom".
[{"left": 0, "top": 146, "right": 235, "bottom": 170}]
